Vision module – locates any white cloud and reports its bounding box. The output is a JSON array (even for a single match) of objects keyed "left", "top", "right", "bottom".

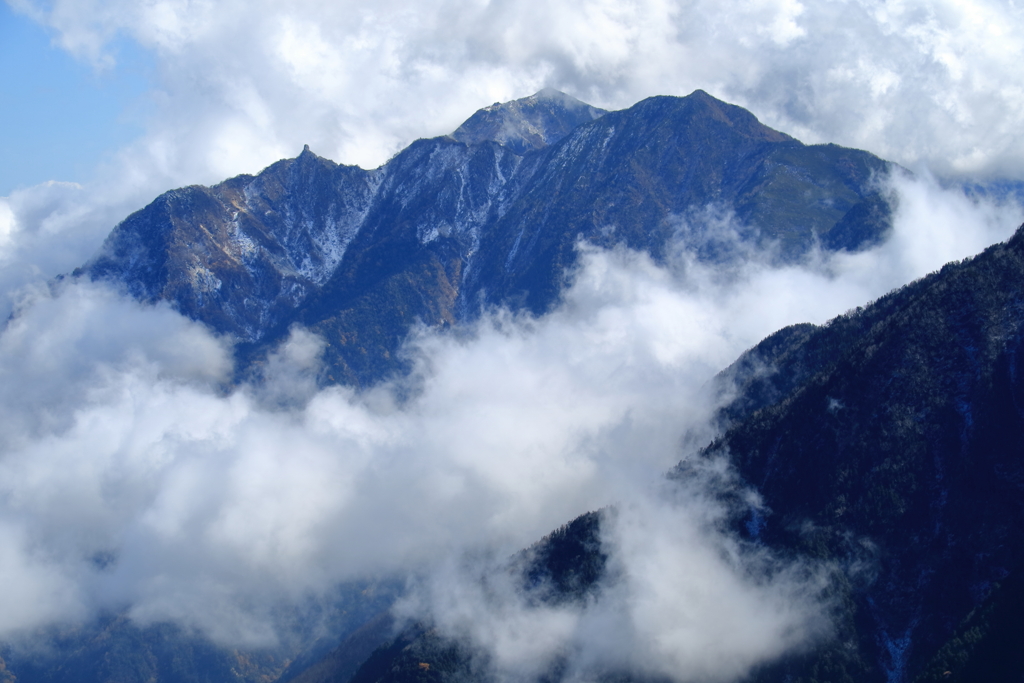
[
  {"left": 0, "top": 170, "right": 1015, "bottom": 668},
  {"left": 599, "top": 497, "right": 827, "bottom": 683},
  {"left": 10, "top": 0, "right": 1024, "bottom": 189},
  {"left": 0, "top": 522, "right": 85, "bottom": 635},
  {"left": 0, "top": 200, "right": 15, "bottom": 251},
  {"left": 0, "top": 280, "right": 231, "bottom": 441},
  {"left": 398, "top": 474, "right": 831, "bottom": 683},
  {"left": 3, "top": 1, "right": 1024, "bottom": 673},
  {"left": 3, "top": 0, "right": 1024, "bottom": 311}
]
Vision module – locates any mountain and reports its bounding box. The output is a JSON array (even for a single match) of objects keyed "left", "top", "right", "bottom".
[
  {"left": 78, "top": 89, "right": 893, "bottom": 386},
  {"left": 320, "top": 512, "right": 609, "bottom": 683},
  {"left": 37, "top": 88, "right": 1017, "bottom": 683},
  {"left": 314, "top": 224, "right": 1024, "bottom": 683},
  {"left": 699, "top": 225, "right": 1024, "bottom": 683},
  {"left": 450, "top": 88, "right": 608, "bottom": 153}
]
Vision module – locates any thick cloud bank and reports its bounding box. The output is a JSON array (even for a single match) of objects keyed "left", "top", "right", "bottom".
[
  {"left": 0, "top": 172, "right": 1018, "bottom": 683},
  {"left": 5, "top": 0, "right": 1024, "bottom": 317},
  {"left": 10, "top": 0, "right": 1024, "bottom": 181},
  {"left": 4, "top": 1, "right": 1024, "bottom": 676}
]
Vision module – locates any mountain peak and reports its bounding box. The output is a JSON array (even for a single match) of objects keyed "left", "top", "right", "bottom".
[
  {"left": 626, "top": 89, "right": 794, "bottom": 144},
  {"left": 450, "top": 89, "right": 608, "bottom": 154}
]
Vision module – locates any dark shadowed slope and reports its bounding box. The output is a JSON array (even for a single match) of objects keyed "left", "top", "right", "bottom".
[
  {"left": 702, "top": 224, "right": 1024, "bottom": 683},
  {"left": 338, "top": 224, "right": 1024, "bottom": 683}
]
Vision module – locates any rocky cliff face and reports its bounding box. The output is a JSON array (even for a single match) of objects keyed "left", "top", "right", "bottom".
[
  {"left": 80, "top": 89, "right": 893, "bottom": 386},
  {"left": 83, "top": 149, "right": 382, "bottom": 343}
]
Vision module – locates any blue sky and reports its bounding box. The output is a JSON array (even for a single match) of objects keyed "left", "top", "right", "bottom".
[
  {"left": 6, "top": 0, "right": 1024, "bottom": 201},
  {"left": 0, "top": 2, "right": 153, "bottom": 195},
  {"left": 3, "top": 0, "right": 1023, "bottom": 341},
  {"left": 1, "top": 0, "right": 1024, "bottom": 292}
]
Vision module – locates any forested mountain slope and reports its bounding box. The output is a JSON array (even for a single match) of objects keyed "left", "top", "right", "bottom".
[
  {"left": 330, "top": 225, "right": 1024, "bottom": 683},
  {"left": 697, "top": 224, "right": 1024, "bottom": 682}
]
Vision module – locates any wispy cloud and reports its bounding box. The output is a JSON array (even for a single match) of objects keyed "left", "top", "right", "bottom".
[
  {"left": 2, "top": 2, "right": 1024, "bottom": 672},
  {"left": 0, "top": 170, "right": 1016, "bottom": 673}
]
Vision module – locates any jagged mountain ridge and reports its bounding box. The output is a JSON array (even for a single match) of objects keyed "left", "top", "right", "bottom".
[
  {"left": 83, "top": 150, "right": 382, "bottom": 341},
  {"left": 80, "top": 89, "right": 893, "bottom": 386},
  {"left": 13, "top": 87, "right": 1024, "bottom": 683}
]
